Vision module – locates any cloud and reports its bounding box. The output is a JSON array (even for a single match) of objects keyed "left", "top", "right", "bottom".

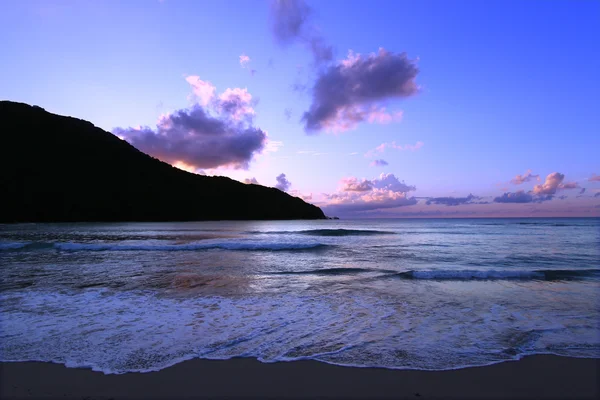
[
  {"left": 244, "top": 177, "right": 259, "bottom": 184},
  {"left": 302, "top": 49, "right": 419, "bottom": 133},
  {"left": 425, "top": 194, "right": 483, "bottom": 206},
  {"left": 558, "top": 181, "right": 579, "bottom": 190},
  {"left": 323, "top": 173, "right": 417, "bottom": 215},
  {"left": 373, "top": 173, "right": 416, "bottom": 193},
  {"left": 531, "top": 172, "right": 578, "bottom": 195},
  {"left": 269, "top": 0, "right": 333, "bottom": 65},
  {"left": 493, "top": 190, "right": 553, "bottom": 203},
  {"left": 218, "top": 88, "right": 255, "bottom": 120},
  {"left": 289, "top": 190, "right": 313, "bottom": 201},
  {"left": 275, "top": 173, "right": 291, "bottom": 191},
  {"left": 577, "top": 188, "right": 586, "bottom": 196},
  {"left": 494, "top": 172, "right": 579, "bottom": 204},
  {"left": 284, "top": 108, "right": 293, "bottom": 121},
  {"left": 340, "top": 177, "right": 373, "bottom": 192},
  {"left": 366, "top": 141, "right": 423, "bottom": 157},
  {"left": 114, "top": 77, "right": 268, "bottom": 170},
  {"left": 493, "top": 191, "right": 534, "bottom": 203},
  {"left": 532, "top": 172, "right": 565, "bottom": 195},
  {"left": 370, "top": 159, "right": 388, "bottom": 167},
  {"left": 239, "top": 54, "right": 251, "bottom": 68},
  {"left": 589, "top": 174, "right": 600, "bottom": 182},
  {"left": 510, "top": 169, "right": 540, "bottom": 185},
  {"left": 185, "top": 76, "right": 216, "bottom": 106},
  {"left": 595, "top": 193, "right": 600, "bottom": 198}
]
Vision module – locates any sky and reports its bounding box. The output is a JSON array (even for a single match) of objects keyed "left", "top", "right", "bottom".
[{"left": 1, "top": 0, "right": 599, "bottom": 218}]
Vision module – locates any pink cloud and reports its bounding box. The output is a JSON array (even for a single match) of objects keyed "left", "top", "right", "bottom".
[
  {"left": 322, "top": 173, "right": 417, "bottom": 215},
  {"left": 185, "top": 76, "right": 216, "bottom": 106},
  {"left": 365, "top": 141, "right": 423, "bottom": 157},
  {"left": 510, "top": 169, "right": 540, "bottom": 185},
  {"left": 218, "top": 88, "right": 255, "bottom": 120},
  {"left": 239, "top": 53, "right": 251, "bottom": 68},
  {"left": 532, "top": 172, "right": 565, "bottom": 195},
  {"left": 317, "top": 105, "right": 403, "bottom": 133},
  {"left": 589, "top": 173, "right": 600, "bottom": 182}
]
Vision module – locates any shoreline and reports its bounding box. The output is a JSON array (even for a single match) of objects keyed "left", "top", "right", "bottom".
[{"left": 1, "top": 354, "right": 598, "bottom": 399}]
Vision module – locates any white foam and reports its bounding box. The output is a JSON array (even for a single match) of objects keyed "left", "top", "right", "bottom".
[{"left": 1, "top": 288, "right": 598, "bottom": 374}]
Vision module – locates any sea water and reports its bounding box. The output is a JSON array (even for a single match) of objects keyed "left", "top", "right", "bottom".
[{"left": 1, "top": 218, "right": 598, "bottom": 373}]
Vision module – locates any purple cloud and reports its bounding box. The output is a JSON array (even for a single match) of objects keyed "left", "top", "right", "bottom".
[
  {"left": 284, "top": 108, "right": 293, "bottom": 121},
  {"left": 275, "top": 173, "right": 291, "bottom": 191},
  {"left": 425, "top": 194, "right": 483, "bottom": 206},
  {"left": 370, "top": 159, "right": 389, "bottom": 167},
  {"left": 510, "top": 169, "right": 540, "bottom": 185},
  {"left": 589, "top": 174, "right": 600, "bottom": 182},
  {"left": 114, "top": 78, "right": 267, "bottom": 170},
  {"left": 302, "top": 49, "right": 419, "bottom": 133},
  {"left": 269, "top": 0, "right": 333, "bottom": 65},
  {"left": 493, "top": 190, "right": 553, "bottom": 203}
]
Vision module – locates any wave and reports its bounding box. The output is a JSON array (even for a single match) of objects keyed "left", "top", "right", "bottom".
[
  {"left": 0, "top": 241, "right": 331, "bottom": 252},
  {"left": 0, "top": 242, "right": 28, "bottom": 250},
  {"left": 250, "top": 229, "right": 396, "bottom": 236},
  {"left": 272, "top": 267, "right": 387, "bottom": 276},
  {"left": 391, "top": 269, "right": 600, "bottom": 281}
]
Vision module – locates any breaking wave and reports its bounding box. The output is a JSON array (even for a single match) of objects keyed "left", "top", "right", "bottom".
[{"left": 392, "top": 269, "right": 600, "bottom": 281}]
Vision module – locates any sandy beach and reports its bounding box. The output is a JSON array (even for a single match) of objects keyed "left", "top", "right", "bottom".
[{"left": 1, "top": 354, "right": 598, "bottom": 399}]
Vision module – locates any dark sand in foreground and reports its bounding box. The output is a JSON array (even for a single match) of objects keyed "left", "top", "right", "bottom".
[{"left": 1, "top": 355, "right": 598, "bottom": 399}]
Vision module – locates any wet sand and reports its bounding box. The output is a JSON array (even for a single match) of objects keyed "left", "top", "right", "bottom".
[{"left": 1, "top": 354, "right": 598, "bottom": 399}]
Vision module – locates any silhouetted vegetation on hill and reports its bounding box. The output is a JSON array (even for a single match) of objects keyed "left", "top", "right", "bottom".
[{"left": 0, "top": 101, "right": 326, "bottom": 222}]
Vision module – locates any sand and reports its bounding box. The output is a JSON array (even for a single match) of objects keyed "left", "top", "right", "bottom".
[{"left": 1, "top": 355, "right": 598, "bottom": 399}]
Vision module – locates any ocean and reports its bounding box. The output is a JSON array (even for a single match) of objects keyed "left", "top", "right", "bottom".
[{"left": 1, "top": 218, "right": 599, "bottom": 374}]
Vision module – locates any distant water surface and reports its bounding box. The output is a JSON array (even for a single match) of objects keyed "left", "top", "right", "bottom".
[{"left": 1, "top": 218, "right": 599, "bottom": 373}]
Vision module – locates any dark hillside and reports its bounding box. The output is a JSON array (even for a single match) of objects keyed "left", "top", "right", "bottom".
[{"left": 0, "top": 101, "right": 326, "bottom": 222}]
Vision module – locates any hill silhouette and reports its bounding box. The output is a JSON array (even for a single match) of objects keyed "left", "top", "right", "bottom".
[{"left": 0, "top": 101, "right": 326, "bottom": 222}]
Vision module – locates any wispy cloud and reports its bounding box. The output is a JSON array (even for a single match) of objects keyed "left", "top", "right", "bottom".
[
  {"left": 425, "top": 194, "right": 485, "bottom": 206},
  {"left": 239, "top": 53, "right": 251, "bottom": 68},
  {"left": 269, "top": 0, "right": 333, "bottom": 65},
  {"left": 510, "top": 169, "right": 540, "bottom": 185},
  {"left": 366, "top": 141, "right": 423, "bottom": 157},
  {"left": 370, "top": 159, "right": 389, "bottom": 167},
  {"left": 589, "top": 173, "right": 600, "bottom": 182}
]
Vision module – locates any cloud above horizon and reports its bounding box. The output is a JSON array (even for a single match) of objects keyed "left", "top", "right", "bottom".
[
  {"left": 275, "top": 173, "right": 292, "bottom": 191},
  {"left": 494, "top": 172, "right": 580, "bottom": 203},
  {"left": 269, "top": 0, "right": 333, "bottom": 65},
  {"left": 589, "top": 173, "right": 600, "bottom": 182},
  {"left": 425, "top": 194, "right": 485, "bottom": 206},
  {"left": 510, "top": 169, "right": 540, "bottom": 185},
  {"left": 366, "top": 141, "right": 423, "bottom": 157},
  {"left": 370, "top": 159, "right": 388, "bottom": 167},
  {"left": 322, "top": 173, "right": 417, "bottom": 215},
  {"left": 302, "top": 49, "right": 419, "bottom": 133},
  {"left": 113, "top": 77, "right": 268, "bottom": 170},
  {"left": 239, "top": 53, "right": 250, "bottom": 68},
  {"left": 244, "top": 177, "right": 259, "bottom": 184}
]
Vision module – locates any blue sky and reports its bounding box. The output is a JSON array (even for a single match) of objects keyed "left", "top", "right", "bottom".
[{"left": 1, "top": 0, "right": 599, "bottom": 217}]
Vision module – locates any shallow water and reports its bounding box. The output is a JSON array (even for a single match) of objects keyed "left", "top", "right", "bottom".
[{"left": 1, "top": 218, "right": 599, "bottom": 373}]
